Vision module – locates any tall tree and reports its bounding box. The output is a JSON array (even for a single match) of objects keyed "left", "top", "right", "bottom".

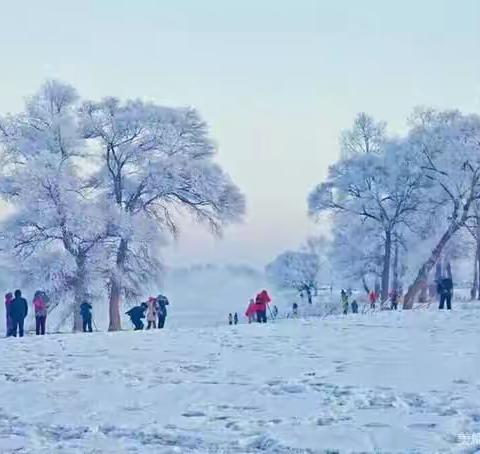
[
  {"left": 80, "top": 99, "right": 245, "bottom": 330},
  {"left": 403, "top": 110, "right": 480, "bottom": 308}
]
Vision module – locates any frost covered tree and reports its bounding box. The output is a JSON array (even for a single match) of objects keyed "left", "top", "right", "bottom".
[
  {"left": 340, "top": 112, "right": 386, "bottom": 158},
  {"left": 0, "top": 81, "right": 110, "bottom": 331},
  {"left": 0, "top": 81, "right": 245, "bottom": 332},
  {"left": 309, "top": 128, "right": 424, "bottom": 303},
  {"left": 402, "top": 110, "right": 480, "bottom": 308},
  {"left": 266, "top": 251, "right": 320, "bottom": 303},
  {"left": 80, "top": 98, "right": 245, "bottom": 330}
]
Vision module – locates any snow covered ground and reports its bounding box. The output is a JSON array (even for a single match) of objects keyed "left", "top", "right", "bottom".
[{"left": 1, "top": 304, "right": 480, "bottom": 453}]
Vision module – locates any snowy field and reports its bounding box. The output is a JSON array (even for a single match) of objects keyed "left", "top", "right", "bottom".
[{"left": 1, "top": 304, "right": 480, "bottom": 453}]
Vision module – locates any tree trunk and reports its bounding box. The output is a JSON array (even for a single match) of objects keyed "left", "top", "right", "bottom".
[
  {"left": 393, "top": 239, "right": 399, "bottom": 292},
  {"left": 471, "top": 246, "right": 478, "bottom": 300},
  {"left": 108, "top": 239, "right": 128, "bottom": 331},
  {"left": 361, "top": 275, "right": 370, "bottom": 295},
  {"left": 73, "top": 255, "right": 87, "bottom": 332},
  {"left": 403, "top": 221, "right": 460, "bottom": 309},
  {"left": 380, "top": 230, "right": 392, "bottom": 306}
]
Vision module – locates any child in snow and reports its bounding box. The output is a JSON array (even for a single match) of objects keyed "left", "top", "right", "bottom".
[
  {"left": 245, "top": 299, "right": 256, "bottom": 323},
  {"left": 80, "top": 301, "right": 93, "bottom": 332},
  {"left": 126, "top": 303, "right": 147, "bottom": 330},
  {"left": 146, "top": 297, "right": 157, "bottom": 329},
  {"left": 5, "top": 293, "right": 13, "bottom": 337},
  {"left": 234, "top": 313, "right": 238, "bottom": 325},
  {"left": 272, "top": 305, "right": 279, "bottom": 319},
  {"left": 228, "top": 313, "right": 233, "bottom": 325},
  {"left": 33, "top": 290, "right": 48, "bottom": 335}
]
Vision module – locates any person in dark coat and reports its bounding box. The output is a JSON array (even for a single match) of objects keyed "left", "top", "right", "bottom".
[
  {"left": 126, "top": 303, "right": 147, "bottom": 330},
  {"left": 80, "top": 302, "right": 93, "bottom": 332},
  {"left": 234, "top": 312, "right": 238, "bottom": 325},
  {"left": 351, "top": 299, "right": 359, "bottom": 314},
  {"left": 156, "top": 294, "right": 169, "bottom": 329},
  {"left": 228, "top": 313, "right": 233, "bottom": 325},
  {"left": 438, "top": 277, "right": 453, "bottom": 310},
  {"left": 8, "top": 289, "right": 28, "bottom": 337}
]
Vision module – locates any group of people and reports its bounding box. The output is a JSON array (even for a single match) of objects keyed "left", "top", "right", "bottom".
[
  {"left": 5, "top": 289, "right": 94, "bottom": 338},
  {"left": 243, "top": 290, "right": 275, "bottom": 324},
  {"left": 125, "top": 294, "right": 170, "bottom": 330}
]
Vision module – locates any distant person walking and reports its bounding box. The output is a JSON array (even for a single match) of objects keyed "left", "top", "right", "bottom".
[
  {"left": 33, "top": 290, "right": 48, "bottom": 335},
  {"left": 390, "top": 289, "right": 399, "bottom": 311},
  {"left": 80, "top": 301, "right": 93, "bottom": 332},
  {"left": 438, "top": 277, "right": 453, "bottom": 310},
  {"left": 8, "top": 290, "right": 28, "bottom": 337},
  {"left": 5, "top": 292, "right": 13, "bottom": 337},
  {"left": 146, "top": 297, "right": 157, "bottom": 329},
  {"left": 234, "top": 312, "right": 238, "bottom": 325},
  {"left": 156, "top": 294, "right": 169, "bottom": 329},
  {"left": 228, "top": 313, "right": 233, "bottom": 325}
]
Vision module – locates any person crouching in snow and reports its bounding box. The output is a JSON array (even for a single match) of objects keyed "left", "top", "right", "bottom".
[
  {"left": 146, "top": 297, "right": 157, "bottom": 329},
  {"left": 245, "top": 299, "right": 256, "bottom": 323},
  {"left": 33, "top": 290, "right": 48, "bottom": 335},
  {"left": 255, "top": 290, "right": 271, "bottom": 323},
  {"left": 126, "top": 303, "right": 147, "bottom": 330}
]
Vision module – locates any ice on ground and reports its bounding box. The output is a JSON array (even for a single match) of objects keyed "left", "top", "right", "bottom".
[{"left": 0, "top": 305, "right": 479, "bottom": 453}]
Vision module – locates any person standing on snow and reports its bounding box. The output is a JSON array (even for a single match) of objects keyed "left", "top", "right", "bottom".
[
  {"left": 341, "top": 289, "right": 349, "bottom": 315},
  {"left": 438, "top": 277, "right": 453, "bottom": 310},
  {"left": 126, "top": 303, "right": 147, "bottom": 330},
  {"left": 292, "top": 302, "right": 298, "bottom": 317},
  {"left": 8, "top": 289, "right": 28, "bottom": 337},
  {"left": 368, "top": 290, "right": 378, "bottom": 310},
  {"left": 390, "top": 288, "right": 399, "bottom": 311},
  {"left": 272, "top": 305, "right": 279, "bottom": 319},
  {"left": 255, "top": 290, "right": 271, "bottom": 323},
  {"left": 146, "top": 297, "right": 157, "bottom": 329},
  {"left": 228, "top": 313, "right": 233, "bottom": 325},
  {"left": 5, "top": 293, "right": 13, "bottom": 337},
  {"left": 351, "top": 299, "right": 359, "bottom": 314},
  {"left": 80, "top": 301, "right": 93, "bottom": 332},
  {"left": 245, "top": 299, "right": 256, "bottom": 323},
  {"left": 33, "top": 290, "right": 48, "bottom": 335},
  {"left": 234, "top": 312, "right": 238, "bottom": 325},
  {"left": 156, "top": 294, "right": 169, "bottom": 329}
]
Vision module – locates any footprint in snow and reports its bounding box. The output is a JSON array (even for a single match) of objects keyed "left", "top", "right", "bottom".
[
  {"left": 407, "top": 423, "right": 437, "bottom": 430},
  {"left": 182, "top": 411, "right": 206, "bottom": 418}
]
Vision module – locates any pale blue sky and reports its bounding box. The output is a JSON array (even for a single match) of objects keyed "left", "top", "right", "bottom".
[{"left": 0, "top": 0, "right": 479, "bottom": 266}]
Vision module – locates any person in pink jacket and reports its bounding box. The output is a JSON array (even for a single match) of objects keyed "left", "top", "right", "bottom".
[
  {"left": 255, "top": 290, "right": 271, "bottom": 323},
  {"left": 245, "top": 299, "right": 256, "bottom": 323},
  {"left": 146, "top": 297, "right": 157, "bottom": 329}
]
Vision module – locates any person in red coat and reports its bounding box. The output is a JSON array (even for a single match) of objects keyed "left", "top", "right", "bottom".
[{"left": 255, "top": 290, "right": 271, "bottom": 323}]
